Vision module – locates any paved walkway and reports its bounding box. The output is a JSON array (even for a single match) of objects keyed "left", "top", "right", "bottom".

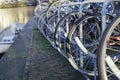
[
  {"left": 0, "top": 18, "right": 34, "bottom": 80},
  {"left": 0, "top": 18, "right": 85, "bottom": 80}
]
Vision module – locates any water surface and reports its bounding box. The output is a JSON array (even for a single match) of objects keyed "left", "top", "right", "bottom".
[{"left": 0, "top": 6, "right": 35, "bottom": 30}]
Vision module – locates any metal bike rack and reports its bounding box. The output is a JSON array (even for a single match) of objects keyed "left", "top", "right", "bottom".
[
  {"left": 101, "top": 0, "right": 120, "bottom": 33},
  {"left": 67, "top": 0, "right": 104, "bottom": 80},
  {"left": 34, "top": 0, "right": 120, "bottom": 79}
]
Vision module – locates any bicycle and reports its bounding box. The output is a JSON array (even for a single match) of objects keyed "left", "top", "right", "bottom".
[{"left": 98, "top": 14, "right": 120, "bottom": 80}]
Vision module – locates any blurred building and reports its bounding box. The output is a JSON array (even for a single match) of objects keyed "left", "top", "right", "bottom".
[{"left": 0, "top": 0, "right": 38, "bottom": 5}]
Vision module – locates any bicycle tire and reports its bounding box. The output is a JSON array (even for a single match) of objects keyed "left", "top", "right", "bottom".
[
  {"left": 45, "top": 0, "right": 60, "bottom": 23},
  {"left": 37, "top": 11, "right": 48, "bottom": 36},
  {"left": 67, "top": 14, "right": 101, "bottom": 76},
  {"left": 98, "top": 15, "right": 120, "bottom": 80},
  {"left": 34, "top": 2, "right": 49, "bottom": 17},
  {"left": 54, "top": 11, "right": 79, "bottom": 57}
]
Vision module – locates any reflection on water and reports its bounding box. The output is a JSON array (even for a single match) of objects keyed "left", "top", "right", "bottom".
[{"left": 0, "top": 6, "right": 35, "bottom": 30}]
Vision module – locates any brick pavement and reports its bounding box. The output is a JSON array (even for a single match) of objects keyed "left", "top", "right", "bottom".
[
  {"left": 24, "top": 19, "right": 85, "bottom": 80},
  {"left": 0, "top": 18, "right": 85, "bottom": 80}
]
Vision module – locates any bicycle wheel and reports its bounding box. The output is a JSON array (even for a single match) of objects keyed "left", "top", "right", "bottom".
[
  {"left": 45, "top": 13, "right": 59, "bottom": 43},
  {"left": 106, "top": 2, "right": 115, "bottom": 14},
  {"left": 37, "top": 10, "right": 48, "bottom": 36},
  {"left": 67, "top": 14, "right": 101, "bottom": 76},
  {"left": 98, "top": 15, "right": 120, "bottom": 80},
  {"left": 34, "top": 3, "right": 48, "bottom": 28},
  {"left": 45, "top": 0, "right": 72, "bottom": 23},
  {"left": 45, "top": 0, "right": 60, "bottom": 23},
  {"left": 34, "top": 2, "right": 49, "bottom": 17},
  {"left": 54, "top": 11, "right": 79, "bottom": 57}
]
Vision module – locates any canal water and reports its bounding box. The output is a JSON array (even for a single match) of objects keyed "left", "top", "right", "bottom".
[
  {"left": 0, "top": 6, "right": 35, "bottom": 30},
  {"left": 0, "top": 6, "right": 35, "bottom": 58}
]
